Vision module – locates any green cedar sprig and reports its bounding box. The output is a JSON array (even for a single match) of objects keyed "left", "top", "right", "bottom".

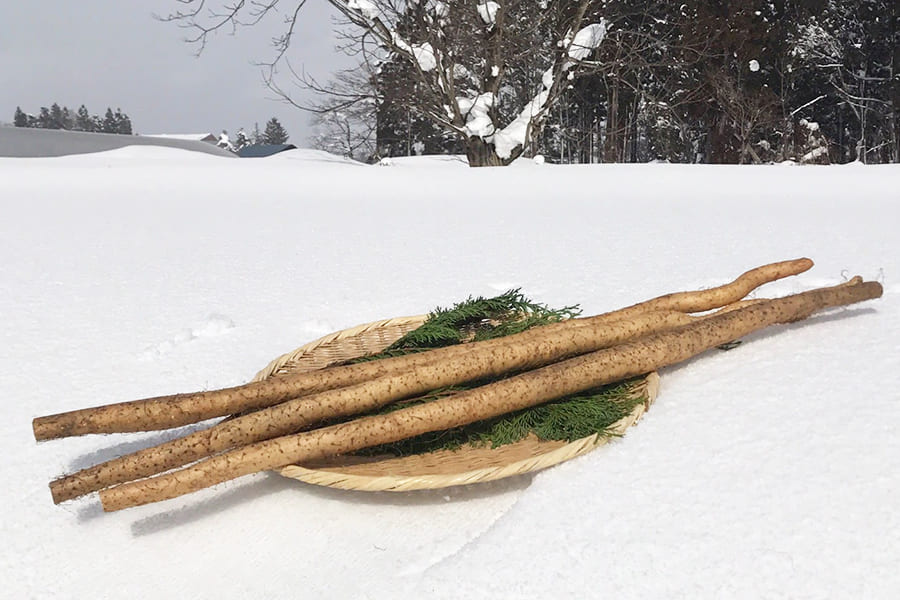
[
  {"left": 354, "top": 380, "right": 643, "bottom": 456},
  {"left": 345, "top": 290, "right": 645, "bottom": 457},
  {"left": 383, "top": 289, "right": 581, "bottom": 351}
]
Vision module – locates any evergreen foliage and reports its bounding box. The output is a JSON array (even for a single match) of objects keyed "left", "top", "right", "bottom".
[
  {"left": 262, "top": 117, "right": 289, "bottom": 144},
  {"left": 102, "top": 108, "right": 117, "bottom": 133},
  {"left": 341, "top": 291, "right": 645, "bottom": 457},
  {"left": 113, "top": 108, "right": 132, "bottom": 135},
  {"left": 225, "top": 123, "right": 276, "bottom": 149},
  {"left": 74, "top": 105, "right": 92, "bottom": 131},
  {"left": 49, "top": 103, "right": 65, "bottom": 129},
  {"left": 11, "top": 103, "right": 133, "bottom": 134},
  {"left": 384, "top": 289, "right": 581, "bottom": 352},
  {"left": 356, "top": 380, "right": 643, "bottom": 456},
  {"left": 37, "top": 107, "right": 51, "bottom": 128}
]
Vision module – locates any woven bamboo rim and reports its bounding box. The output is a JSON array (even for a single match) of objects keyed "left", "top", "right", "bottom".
[{"left": 252, "top": 315, "right": 658, "bottom": 492}]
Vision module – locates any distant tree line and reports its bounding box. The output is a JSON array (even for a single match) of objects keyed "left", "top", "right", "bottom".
[
  {"left": 303, "top": 0, "right": 897, "bottom": 165},
  {"left": 14, "top": 103, "right": 133, "bottom": 135},
  {"left": 219, "top": 117, "right": 290, "bottom": 152}
]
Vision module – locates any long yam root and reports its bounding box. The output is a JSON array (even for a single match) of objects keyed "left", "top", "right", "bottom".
[
  {"left": 51, "top": 309, "right": 697, "bottom": 503},
  {"left": 33, "top": 258, "right": 813, "bottom": 440},
  {"left": 596, "top": 257, "right": 813, "bottom": 318},
  {"left": 50, "top": 280, "right": 840, "bottom": 503},
  {"left": 98, "top": 280, "right": 882, "bottom": 512}
]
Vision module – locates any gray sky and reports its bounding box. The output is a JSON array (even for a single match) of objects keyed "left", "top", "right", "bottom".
[{"left": 0, "top": 1, "right": 350, "bottom": 144}]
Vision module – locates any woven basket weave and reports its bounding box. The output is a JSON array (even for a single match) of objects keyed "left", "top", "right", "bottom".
[{"left": 252, "top": 315, "right": 658, "bottom": 492}]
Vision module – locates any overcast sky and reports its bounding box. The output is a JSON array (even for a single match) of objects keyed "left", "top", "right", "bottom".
[{"left": 0, "top": 1, "right": 350, "bottom": 144}]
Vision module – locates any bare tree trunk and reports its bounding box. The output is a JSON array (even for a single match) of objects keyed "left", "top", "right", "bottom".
[
  {"left": 893, "top": 7, "right": 899, "bottom": 162},
  {"left": 894, "top": 21, "right": 900, "bottom": 162},
  {"left": 629, "top": 95, "right": 639, "bottom": 162},
  {"left": 891, "top": 109, "right": 900, "bottom": 163},
  {"left": 466, "top": 138, "right": 506, "bottom": 167},
  {"left": 604, "top": 79, "right": 620, "bottom": 162}
]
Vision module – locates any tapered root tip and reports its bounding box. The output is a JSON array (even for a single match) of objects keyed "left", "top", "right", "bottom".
[{"left": 794, "top": 257, "right": 814, "bottom": 272}]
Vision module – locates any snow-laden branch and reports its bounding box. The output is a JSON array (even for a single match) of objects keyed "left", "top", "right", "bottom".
[
  {"left": 477, "top": 2, "right": 500, "bottom": 26},
  {"left": 329, "top": 1, "right": 607, "bottom": 164},
  {"left": 484, "top": 19, "right": 608, "bottom": 159},
  {"left": 566, "top": 22, "right": 608, "bottom": 62},
  {"left": 789, "top": 94, "right": 827, "bottom": 117}
]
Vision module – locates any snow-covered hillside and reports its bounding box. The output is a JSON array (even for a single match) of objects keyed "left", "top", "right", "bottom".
[{"left": 2, "top": 147, "right": 898, "bottom": 599}]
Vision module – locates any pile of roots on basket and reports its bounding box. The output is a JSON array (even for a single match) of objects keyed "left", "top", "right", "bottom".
[
  {"left": 32, "top": 258, "right": 883, "bottom": 513},
  {"left": 342, "top": 290, "right": 642, "bottom": 456}
]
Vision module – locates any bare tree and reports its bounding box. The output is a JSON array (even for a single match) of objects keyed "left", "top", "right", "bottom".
[
  {"left": 787, "top": 7, "right": 895, "bottom": 163},
  {"left": 159, "top": 1, "right": 610, "bottom": 166},
  {"left": 307, "top": 63, "right": 379, "bottom": 161},
  {"left": 705, "top": 67, "right": 780, "bottom": 164}
]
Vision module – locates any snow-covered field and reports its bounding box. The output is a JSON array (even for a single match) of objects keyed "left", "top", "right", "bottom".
[{"left": 2, "top": 147, "right": 898, "bottom": 599}]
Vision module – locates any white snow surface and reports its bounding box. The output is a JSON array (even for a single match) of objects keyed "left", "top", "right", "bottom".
[{"left": 2, "top": 148, "right": 899, "bottom": 599}]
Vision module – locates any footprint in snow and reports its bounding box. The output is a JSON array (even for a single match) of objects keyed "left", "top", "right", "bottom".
[{"left": 140, "top": 314, "right": 236, "bottom": 360}]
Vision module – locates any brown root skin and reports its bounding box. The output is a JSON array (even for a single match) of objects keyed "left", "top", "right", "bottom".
[
  {"left": 605, "top": 257, "right": 813, "bottom": 317},
  {"left": 32, "top": 258, "right": 815, "bottom": 441},
  {"left": 50, "top": 309, "right": 696, "bottom": 503},
  {"left": 52, "top": 278, "right": 836, "bottom": 504},
  {"left": 98, "top": 280, "right": 882, "bottom": 512},
  {"left": 55, "top": 291, "right": 804, "bottom": 504},
  {"left": 32, "top": 359, "right": 414, "bottom": 441}
]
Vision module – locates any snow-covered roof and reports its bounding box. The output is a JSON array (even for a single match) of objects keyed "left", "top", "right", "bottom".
[
  {"left": 237, "top": 143, "right": 297, "bottom": 158},
  {"left": 143, "top": 133, "right": 217, "bottom": 142},
  {"left": 0, "top": 127, "right": 235, "bottom": 158}
]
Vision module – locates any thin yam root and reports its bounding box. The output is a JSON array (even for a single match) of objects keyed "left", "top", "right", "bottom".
[
  {"left": 98, "top": 280, "right": 882, "bottom": 512},
  {"left": 51, "top": 309, "right": 697, "bottom": 503},
  {"left": 601, "top": 257, "right": 813, "bottom": 318},
  {"left": 32, "top": 258, "right": 813, "bottom": 441}
]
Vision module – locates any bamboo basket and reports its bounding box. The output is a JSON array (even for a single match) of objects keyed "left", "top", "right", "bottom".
[{"left": 252, "top": 315, "right": 659, "bottom": 492}]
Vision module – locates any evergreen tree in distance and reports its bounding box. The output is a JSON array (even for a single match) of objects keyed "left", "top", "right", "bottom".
[
  {"left": 13, "top": 107, "right": 27, "bottom": 127},
  {"left": 12, "top": 103, "right": 133, "bottom": 134},
  {"left": 75, "top": 105, "right": 94, "bottom": 132},
  {"left": 113, "top": 108, "right": 132, "bottom": 134},
  {"left": 61, "top": 106, "right": 74, "bottom": 130},
  {"left": 101, "top": 108, "right": 117, "bottom": 133},
  {"left": 262, "top": 117, "right": 289, "bottom": 144},
  {"left": 37, "top": 107, "right": 52, "bottom": 129},
  {"left": 49, "top": 103, "right": 65, "bottom": 129}
]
